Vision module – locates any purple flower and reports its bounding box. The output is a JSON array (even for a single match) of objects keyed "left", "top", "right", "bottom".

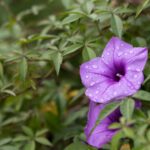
[
  {"left": 80, "top": 37, "right": 148, "bottom": 103},
  {"left": 85, "top": 100, "right": 141, "bottom": 148}
]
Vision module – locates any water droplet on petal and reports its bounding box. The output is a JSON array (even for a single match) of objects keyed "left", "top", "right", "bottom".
[
  {"left": 113, "top": 91, "right": 117, "bottom": 96},
  {"left": 134, "top": 74, "right": 137, "bottom": 78},
  {"left": 127, "top": 67, "right": 131, "bottom": 70},
  {"left": 88, "top": 93, "right": 92, "bottom": 97},
  {"left": 106, "top": 52, "right": 110, "bottom": 55},
  {"left": 85, "top": 75, "right": 89, "bottom": 78},
  {"left": 129, "top": 50, "right": 133, "bottom": 54},
  {"left": 92, "top": 65, "right": 97, "bottom": 69},
  {"left": 95, "top": 91, "right": 99, "bottom": 94},
  {"left": 136, "top": 68, "right": 141, "bottom": 72},
  {"left": 85, "top": 65, "right": 89, "bottom": 69},
  {"left": 117, "top": 52, "right": 122, "bottom": 57},
  {"left": 116, "top": 46, "right": 119, "bottom": 50},
  {"left": 90, "top": 82, "right": 95, "bottom": 86}
]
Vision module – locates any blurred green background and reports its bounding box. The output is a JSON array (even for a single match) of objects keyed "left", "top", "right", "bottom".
[{"left": 0, "top": 0, "right": 150, "bottom": 150}]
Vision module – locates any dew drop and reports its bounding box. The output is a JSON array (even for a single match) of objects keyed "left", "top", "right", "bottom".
[
  {"left": 116, "top": 46, "right": 119, "bottom": 50},
  {"left": 96, "top": 91, "right": 99, "bottom": 94},
  {"left": 106, "top": 52, "right": 110, "bottom": 55},
  {"left": 113, "top": 91, "right": 117, "bottom": 96},
  {"left": 136, "top": 68, "right": 141, "bottom": 72},
  {"left": 85, "top": 65, "right": 89, "bottom": 69},
  {"left": 85, "top": 75, "right": 89, "bottom": 78},
  {"left": 127, "top": 67, "right": 131, "bottom": 70},
  {"left": 129, "top": 50, "right": 133, "bottom": 54},
  {"left": 92, "top": 65, "right": 97, "bottom": 69},
  {"left": 117, "top": 52, "right": 122, "bottom": 57},
  {"left": 90, "top": 82, "right": 95, "bottom": 86},
  {"left": 134, "top": 74, "right": 137, "bottom": 78},
  {"left": 88, "top": 92, "right": 92, "bottom": 97}
]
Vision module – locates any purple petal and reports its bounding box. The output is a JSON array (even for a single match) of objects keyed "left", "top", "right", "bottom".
[
  {"left": 124, "top": 71, "right": 144, "bottom": 90},
  {"left": 85, "top": 100, "right": 141, "bottom": 148},
  {"left": 126, "top": 47, "right": 148, "bottom": 72},
  {"left": 80, "top": 37, "right": 148, "bottom": 103},
  {"left": 80, "top": 57, "right": 113, "bottom": 88},
  {"left": 85, "top": 80, "right": 114, "bottom": 103},
  {"left": 102, "top": 37, "right": 133, "bottom": 65},
  {"left": 85, "top": 101, "right": 120, "bottom": 148}
]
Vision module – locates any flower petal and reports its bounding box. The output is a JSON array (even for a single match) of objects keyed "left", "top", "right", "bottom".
[
  {"left": 85, "top": 79, "right": 114, "bottom": 103},
  {"left": 102, "top": 37, "right": 133, "bottom": 65},
  {"left": 124, "top": 71, "right": 144, "bottom": 90},
  {"left": 80, "top": 57, "right": 113, "bottom": 88},
  {"left": 126, "top": 47, "right": 148, "bottom": 72},
  {"left": 102, "top": 78, "right": 138, "bottom": 103},
  {"left": 85, "top": 102, "right": 120, "bottom": 148}
]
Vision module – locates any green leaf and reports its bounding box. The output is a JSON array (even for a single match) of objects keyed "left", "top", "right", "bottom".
[
  {"left": 0, "top": 62, "right": 4, "bottom": 79},
  {"left": 51, "top": 52, "right": 63, "bottom": 75},
  {"left": 120, "top": 98, "right": 135, "bottom": 120},
  {"left": 143, "top": 74, "right": 150, "bottom": 85},
  {"left": 19, "top": 57, "right": 28, "bottom": 81},
  {"left": 136, "top": 0, "right": 150, "bottom": 18},
  {"left": 62, "top": 14, "right": 83, "bottom": 24},
  {"left": 2, "top": 90, "right": 16, "bottom": 96},
  {"left": 0, "top": 138, "right": 12, "bottom": 146},
  {"left": 123, "top": 127, "right": 134, "bottom": 138},
  {"left": 65, "top": 141, "right": 88, "bottom": 150},
  {"left": 24, "top": 141, "right": 35, "bottom": 150},
  {"left": 63, "top": 44, "right": 82, "bottom": 56},
  {"left": 109, "top": 122, "right": 121, "bottom": 130},
  {"left": 90, "top": 101, "right": 121, "bottom": 135},
  {"left": 22, "top": 126, "right": 34, "bottom": 137},
  {"left": 133, "top": 90, "right": 150, "bottom": 101},
  {"left": 13, "top": 135, "right": 28, "bottom": 142},
  {"left": 82, "top": 47, "right": 96, "bottom": 61},
  {"left": 111, "top": 14, "right": 123, "bottom": 38},
  {"left": 35, "top": 137, "right": 52, "bottom": 146},
  {"left": 1, "top": 146, "right": 18, "bottom": 150},
  {"left": 82, "top": 1, "right": 94, "bottom": 14},
  {"left": 35, "top": 129, "right": 48, "bottom": 137},
  {"left": 111, "top": 131, "right": 124, "bottom": 150},
  {"left": 61, "top": 0, "right": 74, "bottom": 9}
]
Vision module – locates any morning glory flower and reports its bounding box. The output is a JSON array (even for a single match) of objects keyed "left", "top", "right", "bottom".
[
  {"left": 80, "top": 37, "right": 148, "bottom": 103},
  {"left": 85, "top": 101, "right": 141, "bottom": 148}
]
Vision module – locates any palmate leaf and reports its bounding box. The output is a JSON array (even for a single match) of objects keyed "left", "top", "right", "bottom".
[
  {"left": 0, "top": 62, "right": 4, "bottom": 79},
  {"left": 24, "top": 141, "right": 35, "bottom": 150},
  {"left": 111, "top": 14, "right": 123, "bottom": 38},
  {"left": 35, "top": 137, "right": 52, "bottom": 146},
  {"left": 133, "top": 90, "right": 150, "bottom": 101},
  {"left": 64, "top": 141, "right": 88, "bottom": 150},
  {"left": 111, "top": 131, "right": 124, "bottom": 150},
  {"left": 82, "top": 47, "right": 96, "bottom": 61},
  {"left": 120, "top": 98, "right": 135, "bottom": 120},
  {"left": 19, "top": 57, "right": 28, "bottom": 81},
  {"left": 62, "top": 14, "right": 83, "bottom": 24},
  {"left": 51, "top": 52, "right": 63, "bottom": 75},
  {"left": 63, "top": 44, "right": 83, "bottom": 56},
  {"left": 136, "top": 0, "right": 150, "bottom": 18}
]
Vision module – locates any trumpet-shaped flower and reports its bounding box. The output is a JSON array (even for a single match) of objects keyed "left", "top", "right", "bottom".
[
  {"left": 85, "top": 100, "right": 141, "bottom": 148},
  {"left": 80, "top": 37, "right": 148, "bottom": 103}
]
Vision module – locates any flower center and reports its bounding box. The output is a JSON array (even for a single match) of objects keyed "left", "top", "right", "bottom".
[{"left": 113, "top": 62, "right": 126, "bottom": 82}]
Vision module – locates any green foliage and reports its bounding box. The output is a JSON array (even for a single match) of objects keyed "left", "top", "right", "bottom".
[{"left": 0, "top": 0, "right": 150, "bottom": 149}]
